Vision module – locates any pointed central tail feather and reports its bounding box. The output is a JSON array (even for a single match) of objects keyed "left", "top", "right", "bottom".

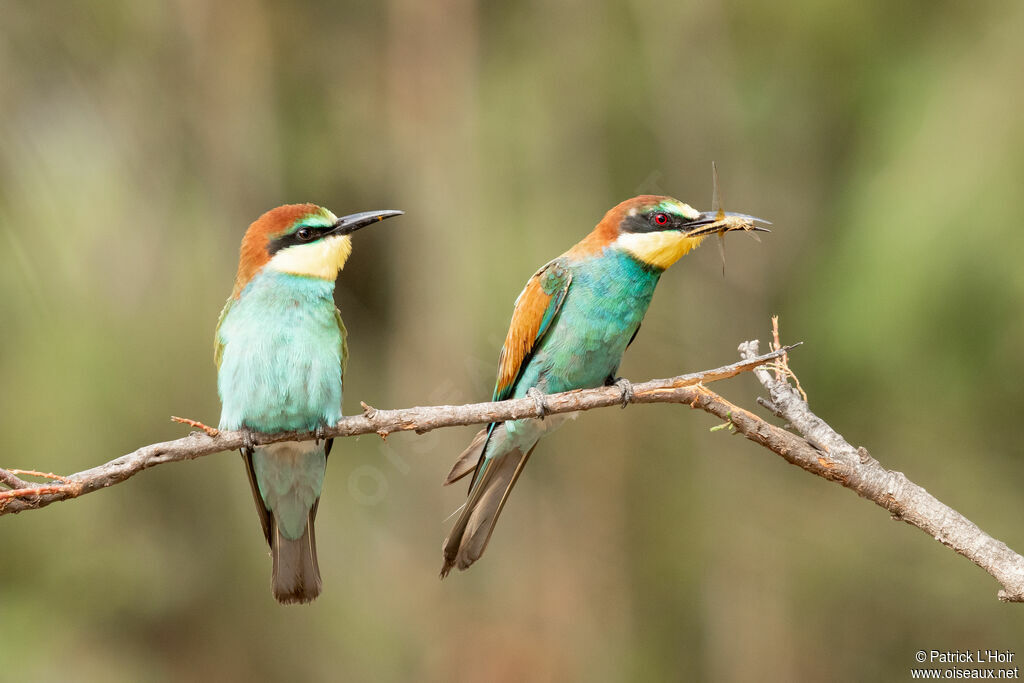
[
  {"left": 441, "top": 425, "right": 538, "bottom": 577},
  {"left": 444, "top": 428, "right": 489, "bottom": 488},
  {"left": 244, "top": 441, "right": 327, "bottom": 604},
  {"left": 270, "top": 503, "right": 322, "bottom": 604}
]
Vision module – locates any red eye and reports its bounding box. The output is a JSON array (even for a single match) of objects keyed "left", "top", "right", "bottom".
[{"left": 654, "top": 213, "right": 669, "bottom": 226}]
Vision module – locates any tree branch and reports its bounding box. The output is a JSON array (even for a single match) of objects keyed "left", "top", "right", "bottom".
[
  {"left": 734, "top": 339, "right": 1024, "bottom": 603},
  {"left": 0, "top": 346, "right": 792, "bottom": 515},
  {"left": 3, "top": 335, "right": 1022, "bottom": 604}
]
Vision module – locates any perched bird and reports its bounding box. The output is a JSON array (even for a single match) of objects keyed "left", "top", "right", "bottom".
[
  {"left": 216, "top": 203, "right": 402, "bottom": 603},
  {"left": 441, "top": 194, "right": 767, "bottom": 576}
]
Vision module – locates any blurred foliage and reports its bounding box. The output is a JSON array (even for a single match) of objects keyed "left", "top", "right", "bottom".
[{"left": 1, "top": 0, "right": 1023, "bottom": 681}]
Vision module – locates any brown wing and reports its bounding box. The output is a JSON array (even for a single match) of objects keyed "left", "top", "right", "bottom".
[
  {"left": 443, "top": 258, "right": 572, "bottom": 490},
  {"left": 492, "top": 257, "right": 572, "bottom": 401}
]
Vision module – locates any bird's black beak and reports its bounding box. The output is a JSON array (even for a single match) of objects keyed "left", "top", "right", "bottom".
[
  {"left": 331, "top": 209, "right": 404, "bottom": 236},
  {"left": 683, "top": 211, "right": 772, "bottom": 238}
]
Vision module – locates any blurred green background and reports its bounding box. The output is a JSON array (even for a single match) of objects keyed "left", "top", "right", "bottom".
[{"left": 2, "top": 1, "right": 1023, "bottom": 681}]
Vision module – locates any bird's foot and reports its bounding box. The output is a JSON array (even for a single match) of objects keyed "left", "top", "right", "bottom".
[
  {"left": 314, "top": 423, "right": 327, "bottom": 445},
  {"left": 527, "top": 387, "right": 548, "bottom": 420},
  {"left": 609, "top": 377, "right": 633, "bottom": 408},
  {"left": 239, "top": 427, "right": 258, "bottom": 451}
]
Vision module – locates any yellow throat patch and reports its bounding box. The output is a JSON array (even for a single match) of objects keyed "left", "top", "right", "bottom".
[
  {"left": 615, "top": 231, "right": 706, "bottom": 270},
  {"left": 267, "top": 234, "right": 354, "bottom": 280}
]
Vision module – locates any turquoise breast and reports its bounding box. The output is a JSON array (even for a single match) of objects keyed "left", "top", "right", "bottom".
[
  {"left": 217, "top": 270, "right": 344, "bottom": 432},
  {"left": 514, "top": 247, "right": 661, "bottom": 397}
]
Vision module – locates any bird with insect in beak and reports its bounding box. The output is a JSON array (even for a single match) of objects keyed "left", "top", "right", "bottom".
[
  {"left": 216, "top": 204, "right": 402, "bottom": 603},
  {"left": 440, "top": 187, "right": 768, "bottom": 577}
]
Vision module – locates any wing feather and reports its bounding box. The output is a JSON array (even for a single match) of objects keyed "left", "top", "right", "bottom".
[
  {"left": 213, "top": 297, "right": 234, "bottom": 369},
  {"left": 451, "top": 259, "right": 571, "bottom": 494},
  {"left": 492, "top": 258, "right": 572, "bottom": 401},
  {"left": 334, "top": 307, "right": 349, "bottom": 382}
]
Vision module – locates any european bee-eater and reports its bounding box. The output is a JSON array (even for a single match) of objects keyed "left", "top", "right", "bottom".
[
  {"left": 216, "top": 203, "right": 402, "bottom": 603},
  {"left": 441, "top": 194, "right": 766, "bottom": 576}
]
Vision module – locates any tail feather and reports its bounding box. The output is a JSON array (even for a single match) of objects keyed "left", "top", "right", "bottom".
[
  {"left": 271, "top": 508, "right": 322, "bottom": 604},
  {"left": 443, "top": 428, "right": 488, "bottom": 486},
  {"left": 440, "top": 443, "right": 536, "bottom": 577},
  {"left": 243, "top": 444, "right": 325, "bottom": 604},
  {"left": 242, "top": 449, "right": 271, "bottom": 545}
]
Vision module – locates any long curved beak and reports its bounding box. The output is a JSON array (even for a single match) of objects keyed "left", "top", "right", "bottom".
[
  {"left": 683, "top": 211, "right": 772, "bottom": 238},
  {"left": 331, "top": 209, "right": 404, "bottom": 236}
]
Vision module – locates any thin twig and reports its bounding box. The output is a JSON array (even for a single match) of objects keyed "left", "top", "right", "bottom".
[
  {"left": 9, "top": 469, "right": 71, "bottom": 482},
  {"left": 0, "top": 468, "right": 33, "bottom": 490},
  {"left": 769, "top": 314, "right": 807, "bottom": 401},
  {"left": 0, "top": 483, "right": 79, "bottom": 502},
  {"left": 771, "top": 314, "right": 785, "bottom": 382},
  {"left": 170, "top": 416, "right": 219, "bottom": 437}
]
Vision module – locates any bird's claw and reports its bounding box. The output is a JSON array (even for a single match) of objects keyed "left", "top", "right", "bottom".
[
  {"left": 240, "top": 427, "right": 257, "bottom": 451},
  {"left": 314, "top": 424, "right": 327, "bottom": 445},
  {"left": 527, "top": 387, "right": 548, "bottom": 419},
  {"left": 612, "top": 377, "right": 633, "bottom": 408}
]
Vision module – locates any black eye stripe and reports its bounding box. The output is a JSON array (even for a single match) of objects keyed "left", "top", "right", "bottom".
[
  {"left": 267, "top": 225, "right": 335, "bottom": 255},
  {"left": 621, "top": 210, "right": 692, "bottom": 233}
]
